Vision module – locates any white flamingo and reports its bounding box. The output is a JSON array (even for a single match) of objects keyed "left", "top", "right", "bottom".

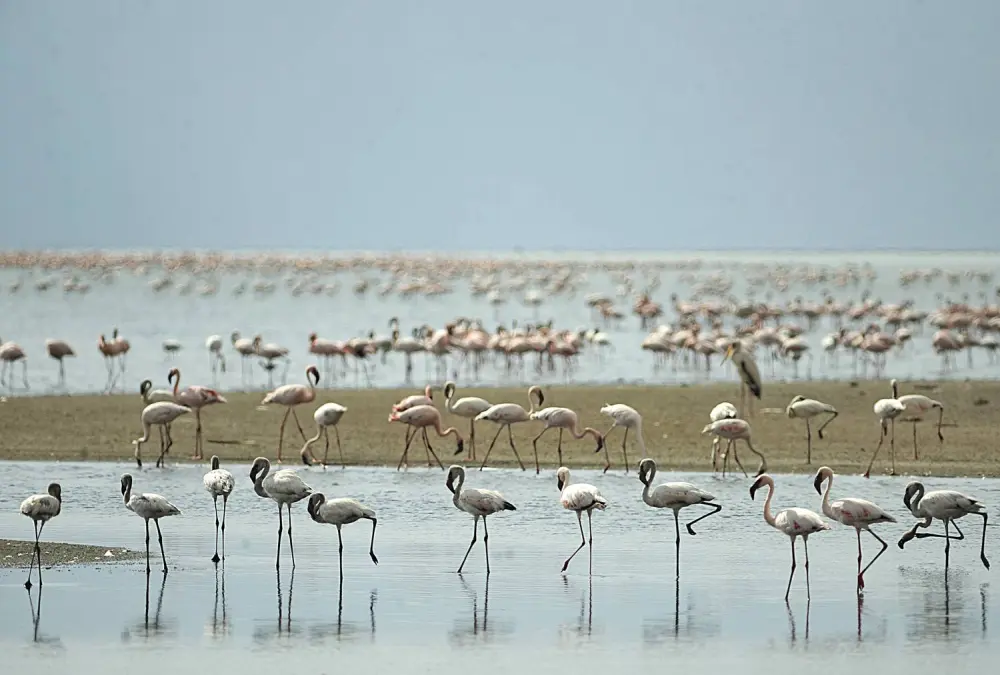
[
  {"left": 707, "top": 401, "right": 738, "bottom": 471},
  {"left": 700, "top": 418, "right": 768, "bottom": 477},
  {"left": 474, "top": 385, "right": 544, "bottom": 472},
  {"left": 250, "top": 456, "right": 313, "bottom": 569},
  {"left": 203, "top": 455, "right": 235, "bottom": 563},
  {"left": 530, "top": 405, "right": 605, "bottom": 474},
  {"left": 20, "top": 483, "right": 62, "bottom": 590},
  {"left": 446, "top": 465, "right": 517, "bottom": 575},
  {"left": 301, "top": 402, "right": 349, "bottom": 468},
  {"left": 898, "top": 481, "right": 990, "bottom": 571},
  {"left": 637, "top": 458, "right": 720, "bottom": 575},
  {"left": 556, "top": 466, "right": 608, "bottom": 575},
  {"left": 206, "top": 334, "right": 226, "bottom": 383},
  {"left": 307, "top": 493, "right": 379, "bottom": 585},
  {"left": 443, "top": 381, "right": 492, "bottom": 462},
  {"left": 750, "top": 474, "right": 830, "bottom": 601},
  {"left": 865, "top": 379, "right": 907, "bottom": 478},
  {"left": 120, "top": 474, "right": 181, "bottom": 574},
  {"left": 813, "top": 466, "right": 896, "bottom": 593},
  {"left": 895, "top": 391, "right": 945, "bottom": 460},
  {"left": 133, "top": 402, "right": 191, "bottom": 469},
  {"left": 599, "top": 403, "right": 646, "bottom": 475},
  {"left": 785, "top": 395, "right": 838, "bottom": 464}
]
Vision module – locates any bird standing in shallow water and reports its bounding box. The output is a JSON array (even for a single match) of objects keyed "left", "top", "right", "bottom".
[
  {"left": 446, "top": 465, "right": 517, "bottom": 575},
  {"left": 204, "top": 455, "right": 235, "bottom": 563},
  {"left": 121, "top": 474, "right": 180, "bottom": 574},
  {"left": 307, "top": 493, "right": 378, "bottom": 587},
  {"left": 20, "top": 483, "right": 62, "bottom": 590},
  {"left": 250, "top": 457, "right": 313, "bottom": 569},
  {"left": 897, "top": 481, "right": 990, "bottom": 572},
  {"left": 556, "top": 467, "right": 607, "bottom": 576}
]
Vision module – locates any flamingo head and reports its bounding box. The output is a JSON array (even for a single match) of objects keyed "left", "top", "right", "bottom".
[
  {"left": 749, "top": 474, "right": 771, "bottom": 501},
  {"left": 903, "top": 481, "right": 923, "bottom": 510},
  {"left": 813, "top": 467, "right": 833, "bottom": 495},
  {"left": 637, "top": 458, "right": 654, "bottom": 486},
  {"left": 308, "top": 332, "right": 318, "bottom": 343},
  {"left": 424, "top": 385, "right": 434, "bottom": 400},
  {"left": 120, "top": 474, "right": 132, "bottom": 496},
  {"left": 556, "top": 466, "right": 570, "bottom": 491},
  {"left": 167, "top": 367, "right": 179, "bottom": 384},
  {"left": 445, "top": 465, "right": 462, "bottom": 493},
  {"left": 388, "top": 412, "right": 400, "bottom": 423},
  {"left": 48, "top": 483, "right": 62, "bottom": 502},
  {"left": 306, "top": 493, "right": 326, "bottom": 521},
  {"left": 306, "top": 365, "right": 320, "bottom": 385},
  {"left": 443, "top": 381, "right": 456, "bottom": 400},
  {"left": 249, "top": 457, "right": 268, "bottom": 484},
  {"left": 140, "top": 379, "right": 152, "bottom": 396},
  {"left": 454, "top": 438, "right": 464, "bottom": 456}
]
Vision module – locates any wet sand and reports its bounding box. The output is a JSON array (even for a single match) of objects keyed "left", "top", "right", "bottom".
[
  {"left": 1, "top": 380, "right": 998, "bottom": 476},
  {"left": 0, "top": 539, "right": 140, "bottom": 568}
]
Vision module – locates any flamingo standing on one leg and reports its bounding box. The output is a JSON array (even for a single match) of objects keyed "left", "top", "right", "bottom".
[
  {"left": 896, "top": 392, "right": 945, "bottom": 460},
  {"left": 750, "top": 474, "right": 830, "bottom": 601},
  {"left": 20, "top": 483, "right": 62, "bottom": 590},
  {"left": 446, "top": 465, "right": 517, "bottom": 575},
  {"left": 120, "top": 474, "right": 181, "bottom": 574},
  {"left": 169, "top": 367, "right": 227, "bottom": 460},
  {"left": 389, "top": 405, "right": 463, "bottom": 470},
  {"left": 598, "top": 403, "right": 646, "bottom": 474},
  {"left": 204, "top": 455, "right": 235, "bottom": 563},
  {"left": 897, "top": 481, "right": 990, "bottom": 572},
  {"left": 530, "top": 405, "right": 605, "bottom": 474},
  {"left": 300, "top": 402, "right": 349, "bottom": 468},
  {"left": 307, "top": 493, "right": 378, "bottom": 590},
  {"left": 474, "top": 385, "right": 544, "bottom": 472},
  {"left": 556, "top": 467, "right": 607, "bottom": 576},
  {"left": 813, "top": 466, "right": 896, "bottom": 593},
  {"left": 133, "top": 402, "right": 191, "bottom": 468},
  {"left": 250, "top": 457, "right": 313, "bottom": 569},
  {"left": 785, "top": 395, "right": 838, "bottom": 464},
  {"left": 865, "top": 379, "right": 906, "bottom": 478},
  {"left": 443, "top": 381, "right": 491, "bottom": 461},
  {"left": 262, "top": 365, "right": 319, "bottom": 463}
]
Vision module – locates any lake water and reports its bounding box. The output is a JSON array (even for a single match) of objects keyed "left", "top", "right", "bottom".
[
  {"left": 2, "top": 250, "right": 1000, "bottom": 396},
  {"left": 0, "top": 460, "right": 996, "bottom": 672}
]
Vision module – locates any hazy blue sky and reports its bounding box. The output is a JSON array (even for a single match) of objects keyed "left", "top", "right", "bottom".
[{"left": 2, "top": 2, "right": 998, "bottom": 251}]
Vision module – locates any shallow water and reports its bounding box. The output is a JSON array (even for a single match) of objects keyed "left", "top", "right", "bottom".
[
  {"left": 3, "top": 250, "right": 1000, "bottom": 397},
  {"left": 0, "top": 460, "right": 997, "bottom": 671}
]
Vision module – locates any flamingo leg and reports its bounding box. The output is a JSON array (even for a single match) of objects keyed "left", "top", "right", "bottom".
[
  {"left": 531, "top": 426, "right": 551, "bottom": 475},
  {"left": 291, "top": 408, "right": 307, "bottom": 442},
  {"left": 817, "top": 411, "right": 837, "bottom": 439},
  {"left": 468, "top": 419, "right": 476, "bottom": 461},
  {"left": 24, "top": 520, "right": 40, "bottom": 590},
  {"left": 557, "top": 428, "right": 564, "bottom": 467},
  {"left": 944, "top": 519, "right": 951, "bottom": 572},
  {"left": 334, "top": 426, "right": 345, "bottom": 468},
  {"left": 212, "top": 496, "right": 221, "bottom": 563},
  {"left": 421, "top": 428, "right": 445, "bottom": 469},
  {"left": 977, "top": 512, "right": 991, "bottom": 570},
  {"left": 784, "top": 537, "right": 797, "bottom": 602},
  {"left": 221, "top": 494, "right": 228, "bottom": 561},
  {"left": 193, "top": 408, "right": 203, "bottom": 460},
  {"left": 587, "top": 509, "right": 594, "bottom": 576},
  {"left": 863, "top": 426, "right": 886, "bottom": 478},
  {"left": 620, "top": 427, "right": 629, "bottom": 475},
  {"left": 889, "top": 418, "right": 896, "bottom": 475},
  {"left": 912, "top": 421, "right": 919, "bottom": 460},
  {"left": 858, "top": 528, "right": 889, "bottom": 590},
  {"left": 337, "top": 525, "right": 344, "bottom": 584},
  {"left": 685, "top": 502, "right": 722, "bottom": 535},
  {"left": 155, "top": 519, "right": 168, "bottom": 573},
  {"left": 397, "top": 425, "right": 418, "bottom": 470},
  {"left": 482, "top": 516, "right": 491, "bottom": 575},
  {"left": 421, "top": 428, "right": 434, "bottom": 467},
  {"left": 287, "top": 504, "right": 297, "bottom": 569},
  {"left": 561, "top": 511, "right": 586, "bottom": 573},
  {"left": 321, "top": 426, "right": 330, "bottom": 467},
  {"left": 275, "top": 503, "right": 284, "bottom": 570},
  {"left": 673, "top": 510, "right": 681, "bottom": 577},
  {"left": 506, "top": 424, "right": 526, "bottom": 471},
  {"left": 479, "top": 425, "right": 505, "bottom": 471},
  {"left": 804, "top": 537, "right": 812, "bottom": 600},
  {"left": 805, "top": 419, "right": 812, "bottom": 464},
  {"left": 277, "top": 407, "right": 292, "bottom": 463},
  {"left": 936, "top": 407, "right": 944, "bottom": 444},
  {"left": 458, "top": 516, "right": 479, "bottom": 574},
  {"left": 144, "top": 518, "right": 151, "bottom": 574},
  {"left": 728, "top": 440, "right": 748, "bottom": 477}
]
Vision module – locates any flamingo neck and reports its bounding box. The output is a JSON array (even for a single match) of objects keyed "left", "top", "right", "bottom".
[
  {"left": 908, "top": 487, "right": 924, "bottom": 518},
  {"left": 253, "top": 463, "right": 270, "bottom": 498},
  {"left": 762, "top": 483, "right": 777, "bottom": 528},
  {"left": 452, "top": 472, "right": 464, "bottom": 507},
  {"left": 171, "top": 373, "right": 180, "bottom": 397},
  {"left": 641, "top": 468, "right": 655, "bottom": 505},
  {"left": 122, "top": 482, "right": 132, "bottom": 505},
  {"left": 821, "top": 475, "right": 835, "bottom": 519}
]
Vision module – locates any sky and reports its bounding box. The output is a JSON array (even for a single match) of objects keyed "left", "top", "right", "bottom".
[{"left": 1, "top": 1, "right": 999, "bottom": 252}]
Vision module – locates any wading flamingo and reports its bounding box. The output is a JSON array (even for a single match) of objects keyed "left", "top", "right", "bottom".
[
  {"left": 750, "top": 474, "right": 830, "bottom": 601},
  {"left": 637, "top": 458, "right": 720, "bottom": 576},
  {"left": 44, "top": 339, "right": 74, "bottom": 388},
  {"left": 133, "top": 402, "right": 191, "bottom": 468},
  {"left": 121, "top": 474, "right": 181, "bottom": 574},
  {"left": 530, "top": 405, "right": 605, "bottom": 474},
  {"left": 262, "top": 365, "right": 319, "bottom": 463},
  {"left": 0, "top": 338, "right": 28, "bottom": 391},
  {"left": 785, "top": 395, "right": 838, "bottom": 464},
  {"left": 301, "top": 402, "right": 349, "bottom": 468},
  {"left": 204, "top": 456, "right": 235, "bottom": 563},
  {"left": 599, "top": 403, "right": 646, "bottom": 475},
  {"left": 898, "top": 481, "right": 990, "bottom": 572},
  {"left": 250, "top": 457, "right": 313, "bottom": 569},
  {"left": 388, "top": 405, "right": 463, "bottom": 470},
  {"left": 169, "top": 367, "right": 227, "bottom": 460},
  {"left": 443, "top": 381, "right": 492, "bottom": 461},
  {"left": 474, "top": 385, "right": 544, "bottom": 472},
  {"left": 813, "top": 466, "right": 896, "bottom": 593},
  {"left": 446, "top": 465, "right": 517, "bottom": 575},
  {"left": 865, "top": 379, "right": 906, "bottom": 478},
  {"left": 20, "top": 483, "right": 62, "bottom": 590},
  {"left": 557, "top": 467, "right": 607, "bottom": 576},
  {"left": 307, "top": 493, "right": 378, "bottom": 588},
  {"left": 701, "top": 418, "right": 768, "bottom": 477}
]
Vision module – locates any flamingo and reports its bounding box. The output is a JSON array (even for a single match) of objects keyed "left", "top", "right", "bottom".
[
  {"left": 708, "top": 402, "right": 738, "bottom": 472},
  {"left": 446, "top": 465, "right": 517, "bottom": 575},
  {"left": 599, "top": 403, "right": 646, "bottom": 475},
  {"left": 898, "top": 481, "right": 990, "bottom": 571},
  {"left": 250, "top": 456, "right": 313, "bottom": 569},
  {"left": 750, "top": 474, "right": 830, "bottom": 601},
  {"left": 169, "top": 367, "right": 227, "bottom": 460},
  {"left": 474, "top": 385, "right": 544, "bottom": 472},
  {"left": 140, "top": 379, "right": 175, "bottom": 461},
  {"left": 392, "top": 384, "right": 434, "bottom": 411},
  {"left": 637, "top": 458, "right": 720, "bottom": 576},
  {"left": 301, "top": 402, "right": 349, "bottom": 468},
  {"left": 97, "top": 333, "right": 118, "bottom": 391},
  {"left": 204, "top": 455, "right": 235, "bottom": 563},
  {"left": 895, "top": 392, "right": 945, "bottom": 460},
  {"left": 0, "top": 338, "right": 28, "bottom": 391},
  {"left": 20, "top": 483, "right": 62, "bottom": 590},
  {"left": 133, "top": 402, "right": 191, "bottom": 468},
  {"left": 700, "top": 418, "right": 768, "bottom": 477},
  {"left": 388, "top": 405, "right": 463, "bottom": 470},
  {"left": 112, "top": 328, "right": 131, "bottom": 384},
  {"left": 261, "top": 365, "right": 319, "bottom": 463},
  {"left": 120, "top": 474, "right": 181, "bottom": 574},
  {"left": 231, "top": 331, "right": 256, "bottom": 387},
  {"left": 722, "top": 341, "right": 762, "bottom": 417},
  {"left": 44, "top": 339, "right": 74, "bottom": 388},
  {"left": 556, "top": 466, "right": 608, "bottom": 576},
  {"left": 206, "top": 334, "right": 226, "bottom": 384},
  {"left": 443, "top": 381, "right": 492, "bottom": 461},
  {"left": 813, "top": 466, "right": 896, "bottom": 593},
  {"left": 307, "top": 493, "right": 379, "bottom": 587},
  {"left": 865, "top": 379, "right": 907, "bottom": 478},
  {"left": 785, "top": 395, "right": 838, "bottom": 464},
  {"left": 530, "top": 405, "right": 605, "bottom": 474}
]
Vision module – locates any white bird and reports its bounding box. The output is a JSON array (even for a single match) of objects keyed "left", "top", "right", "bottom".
[
  {"left": 206, "top": 334, "right": 226, "bottom": 383},
  {"left": 786, "top": 395, "right": 839, "bottom": 464},
  {"left": 722, "top": 341, "right": 762, "bottom": 417},
  {"left": 599, "top": 403, "right": 646, "bottom": 475},
  {"left": 700, "top": 417, "right": 768, "bottom": 477},
  {"left": 120, "top": 474, "right": 181, "bottom": 574},
  {"left": 708, "top": 402, "right": 738, "bottom": 471},
  {"left": 250, "top": 456, "right": 313, "bottom": 569},
  {"left": 20, "top": 483, "right": 62, "bottom": 590},
  {"left": 750, "top": 474, "right": 830, "bottom": 601},
  {"left": 133, "top": 401, "right": 191, "bottom": 469},
  {"left": 637, "top": 458, "right": 720, "bottom": 575},
  {"left": 556, "top": 466, "right": 608, "bottom": 575},
  {"left": 474, "top": 385, "right": 544, "bottom": 471},
  {"left": 813, "top": 466, "right": 896, "bottom": 593},
  {"left": 898, "top": 481, "right": 990, "bottom": 571},
  {"left": 446, "top": 465, "right": 517, "bottom": 574},
  {"left": 307, "top": 492, "right": 378, "bottom": 585},
  {"left": 530, "top": 405, "right": 605, "bottom": 474},
  {"left": 203, "top": 455, "right": 235, "bottom": 563},
  {"left": 865, "top": 379, "right": 907, "bottom": 478},
  {"left": 140, "top": 379, "right": 177, "bottom": 459},
  {"left": 443, "top": 381, "right": 492, "bottom": 462},
  {"left": 300, "top": 402, "right": 349, "bottom": 468},
  {"left": 895, "top": 391, "right": 945, "bottom": 460}
]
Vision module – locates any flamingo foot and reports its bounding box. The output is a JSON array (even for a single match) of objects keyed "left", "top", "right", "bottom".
[{"left": 857, "top": 574, "right": 865, "bottom": 591}]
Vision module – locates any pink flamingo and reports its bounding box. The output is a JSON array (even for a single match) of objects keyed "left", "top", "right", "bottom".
[
  {"left": 262, "top": 365, "right": 319, "bottom": 463},
  {"left": 389, "top": 404, "right": 464, "bottom": 471},
  {"left": 392, "top": 385, "right": 434, "bottom": 411},
  {"left": 169, "top": 367, "right": 227, "bottom": 460}
]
